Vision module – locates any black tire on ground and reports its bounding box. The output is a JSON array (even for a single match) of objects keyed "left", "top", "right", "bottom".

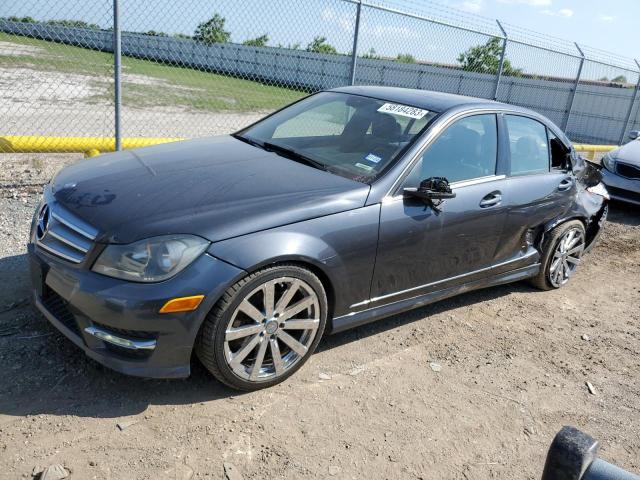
[
  {"left": 529, "top": 220, "right": 586, "bottom": 291},
  {"left": 196, "top": 264, "right": 328, "bottom": 391}
]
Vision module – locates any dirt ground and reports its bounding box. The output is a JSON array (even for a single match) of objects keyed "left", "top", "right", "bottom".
[{"left": 0, "top": 155, "right": 639, "bottom": 480}]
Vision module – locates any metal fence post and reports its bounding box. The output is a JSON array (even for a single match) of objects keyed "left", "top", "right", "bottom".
[
  {"left": 113, "top": 0, "right": 122, "bottom": 151},
  {"left": 349, "top": 0, "right": 362, "bottom": 86},
  {"left": 563, "top": 42, "right": 585, "bottom": 132},
  {"left": 619, "top": 59, "right": 640, "bottom": 145},
  {"left": 493, "top": 20, "right": 507, "bottom": 101}
]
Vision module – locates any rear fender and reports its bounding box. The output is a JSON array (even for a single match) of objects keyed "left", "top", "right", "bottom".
[{"left": 539, "top": 183, "right": 607, "bottom": 253}]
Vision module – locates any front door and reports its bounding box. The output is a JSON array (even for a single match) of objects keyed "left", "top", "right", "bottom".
[{"left": 370, "top": 114, "right": 509, "bottom": 306}]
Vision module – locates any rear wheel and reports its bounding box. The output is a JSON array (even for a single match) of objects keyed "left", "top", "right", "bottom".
[
  {"left": 196, "top": 264, "right": 327, "bottom": 391},
  {"left": 530, "top": 220, "right": 586, "bottom": 291}
]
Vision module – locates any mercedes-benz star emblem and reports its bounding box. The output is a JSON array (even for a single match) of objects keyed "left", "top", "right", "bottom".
[{"left": 36, "top": 204, "right": 50, "bottom": 241}]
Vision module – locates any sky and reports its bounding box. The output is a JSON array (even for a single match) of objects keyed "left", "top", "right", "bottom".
[
  {"left": 444, "top": 0, "right": 639, "bottom": 59},
  {"left": 1, "top": 0, "right": 638, "bottom": 79}
]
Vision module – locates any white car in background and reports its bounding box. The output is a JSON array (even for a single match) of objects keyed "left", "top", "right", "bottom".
[{"left": 601, "top": 131, "right": 640, "bottom": 205}]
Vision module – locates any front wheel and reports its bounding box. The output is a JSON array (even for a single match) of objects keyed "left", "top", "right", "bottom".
[
  {"left": 530, "top": 220, "right": 586, "bottom": 291},
  {"left": 196, "top": 264, "right": 327, "bottom": 391}
]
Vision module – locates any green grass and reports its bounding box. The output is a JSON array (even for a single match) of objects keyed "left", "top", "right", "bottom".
[{"left": 0, "top": 32, "right": 305, "bottom": 112}]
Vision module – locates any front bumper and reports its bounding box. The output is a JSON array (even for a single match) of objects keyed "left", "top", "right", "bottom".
[
  {"left": 29, "top": 243, "right": 246, "bottom": 378},
  {"left": 600, "top": 168, "right": 640, "bottom": 206}
]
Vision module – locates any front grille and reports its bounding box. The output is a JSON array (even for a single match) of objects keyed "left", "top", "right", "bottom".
[
  {"left": 41, "top": 286, "right": 81, "bottom": 337},
  {"left": 616, "top": 162, "right": 640, "bottom": 180},
  {"left": 607, "top": 186, "right": 640, "bottom": 204},
  {"left": 35, "top": 204, "right": 98, "bottom": 264}
]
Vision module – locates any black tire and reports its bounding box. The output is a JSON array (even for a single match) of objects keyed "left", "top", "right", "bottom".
[
  {"left": 529, "top": 220, "right": 586, "bottom": 291},
  {"left": 196, "top": 264, "right": 328, "bottom": 391}
]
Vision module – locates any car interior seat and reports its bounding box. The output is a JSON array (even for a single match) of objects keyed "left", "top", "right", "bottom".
[{"left": 514, "top": 135, "right": 543, "bottom": 173}]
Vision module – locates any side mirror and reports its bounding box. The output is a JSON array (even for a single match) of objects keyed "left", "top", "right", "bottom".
[
  {"left": 404, "top": 177, "right": 456, "bottom": 202},
  {"left": 629, "top": 130, "right": 640, "bottom": 141}
]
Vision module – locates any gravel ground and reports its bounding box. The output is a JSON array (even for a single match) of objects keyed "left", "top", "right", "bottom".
[{"left": 0, "top": 155, "right": 639, "bottom": 480}]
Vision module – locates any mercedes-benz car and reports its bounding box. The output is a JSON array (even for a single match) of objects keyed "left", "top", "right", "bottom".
[
  {"left": 29, "top": 87, "right": 609, "bottom": 391},
  {"left": 600, "top": 130, "right": 640, "bottom": 205}
]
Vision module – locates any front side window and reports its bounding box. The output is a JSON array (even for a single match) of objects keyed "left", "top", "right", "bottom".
[
  {"left": 401, "top": 114, "right": 498, "bottom": 188},
  {"left": 505, "top": 115, "right": 550, "bottom": 175},
  {"left": 237, "top": 92, "right": 438, "bottom": 182}
]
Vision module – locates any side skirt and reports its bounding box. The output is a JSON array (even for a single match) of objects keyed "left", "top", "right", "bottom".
[{"left": 330, "top": 264, "right": 540, "bottom": 334}]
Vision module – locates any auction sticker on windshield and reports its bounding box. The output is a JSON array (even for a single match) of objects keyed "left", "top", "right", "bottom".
[{"left": 377, "top": 103, "right": 429, "bottom": 119}]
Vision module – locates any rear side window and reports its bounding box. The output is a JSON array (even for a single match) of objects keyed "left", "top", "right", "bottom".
[{"left": 505, "top": 115, "right": 550, "bottom": 176}]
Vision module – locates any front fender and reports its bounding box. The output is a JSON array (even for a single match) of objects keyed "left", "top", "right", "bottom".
[{"left": 208, "top": 205, "right": 381, "bottom": 319}]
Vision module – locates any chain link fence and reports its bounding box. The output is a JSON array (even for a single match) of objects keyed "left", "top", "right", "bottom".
[{"left": 1, "top": 0, "right": 639, "bottom": 155}]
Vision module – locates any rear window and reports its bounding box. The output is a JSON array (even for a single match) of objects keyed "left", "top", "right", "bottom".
[{"left": 505, "top": 115, "right": 550, "bottom": 176}]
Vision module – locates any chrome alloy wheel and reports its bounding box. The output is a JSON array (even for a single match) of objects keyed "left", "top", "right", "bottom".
[
  {"left": 548, "top": 227, "right": 585, "bottom": 288},
  {"left": 224, "top": 277, "right": 320, "bottom": 382}
]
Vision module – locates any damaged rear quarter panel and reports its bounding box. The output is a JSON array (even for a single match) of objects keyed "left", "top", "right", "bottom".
[{"left": 544, "top": 158, "right": 607, "bottom": 250}]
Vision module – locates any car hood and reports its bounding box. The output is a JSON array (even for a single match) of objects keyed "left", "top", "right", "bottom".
[
  {"left": 611, "top": 140, "right": 640, "bottom": 165},
  {"left": 51, "top": 136, "right": 370, "bottom": 244}
]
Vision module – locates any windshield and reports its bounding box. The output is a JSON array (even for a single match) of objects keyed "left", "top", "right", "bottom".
[{"left": 236, "top": 92, "right": 438, "bottom": 183}]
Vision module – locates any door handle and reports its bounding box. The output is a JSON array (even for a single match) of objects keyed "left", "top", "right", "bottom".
[
  {"left": 479, "top": 191, "right": 502, "bottom": 208},
  {"left": 558, "top": 178, "right": 573, "bottom": 191}
]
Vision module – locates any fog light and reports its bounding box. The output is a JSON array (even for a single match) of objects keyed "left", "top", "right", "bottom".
[{"left": 159, "top": 295, "right": 205, "bottom": 313}]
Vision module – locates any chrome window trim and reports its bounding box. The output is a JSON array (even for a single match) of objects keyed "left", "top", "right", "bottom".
[
  {"left": 350, "top": 249, "right": 537, "bottom": 309},
  {"left": 383, "top": 174, "right": 506, "bottom": 203}
]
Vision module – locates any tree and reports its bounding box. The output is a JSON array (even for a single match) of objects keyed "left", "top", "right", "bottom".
[
  {"left": 457, "top": 37, "right": 522, "bottom": 76},
  {"left": 145, "top": 30, "right": 168, "bottom": 37},
  {"left": 612, "top": 75, "right": 627, "bottom": 83},
  {"left": 362, "top": 48, "right": 381, "bottom": 60},
  {"left": 46, "top": 19, "right": 100, "bottom": 29},
  {"left": 243, "top": 34, "right": 269, "bottom": 47},
  {"left": 5, "top": 16, "right": 37, "bottom": 23},
  {"left": 396, "top": 53, "right": 416, "bottom": 64},
  {"left": 277, "top": 42, "right": 301, "bottom": 50},
  {"left": 194, "top": 13, "right": 230, "bottom": 45},
  {"left": 307, "top": 36, "right": 337, "bottom": 54}
]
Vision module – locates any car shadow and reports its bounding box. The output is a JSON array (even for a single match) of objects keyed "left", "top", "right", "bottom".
[
  {"left": 319, "top": 281, "right": 535, "bottom": 353},
  {"left": 0, "top": 252, "right": 537, "bottom": 420},
  {"left": 607, "top": 201, "right": 640, "bottom": 227}
]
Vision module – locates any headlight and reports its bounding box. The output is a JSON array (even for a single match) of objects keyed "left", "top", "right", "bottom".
[
  {"left": 601, "top": 153, "right": 616, "bottom": 172},
  {"left": 92, "top": 235, "right": 209, "bottom": 282}
]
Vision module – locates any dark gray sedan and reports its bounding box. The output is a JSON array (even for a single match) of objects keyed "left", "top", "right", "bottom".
[
  {"left": 601, "top": 131, "right": 640, "bottom": 205},
  {"left": 29, "top": 87, "right": 608, "bottom": 390}
]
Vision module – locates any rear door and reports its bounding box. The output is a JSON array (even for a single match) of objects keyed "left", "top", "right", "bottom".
[
  {"left": 496, "top": 114, "right": 575, "bottom": 263},
  {"left": 369, "top": 113, "right": 510, "bottom": 305}
]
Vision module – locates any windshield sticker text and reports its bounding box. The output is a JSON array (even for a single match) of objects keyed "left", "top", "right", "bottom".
[{"left": 377, "top": 103, "right": 429, "bottom": 119}]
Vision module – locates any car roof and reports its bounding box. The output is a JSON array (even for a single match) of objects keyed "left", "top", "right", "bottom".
[
  {"left": 330, "top": 85, "right": 526, "bottom": 115},
  {"left": 329, "top": 85, "right": 570, "bottom": 145}
]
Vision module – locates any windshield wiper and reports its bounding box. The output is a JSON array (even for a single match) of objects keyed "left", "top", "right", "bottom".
[
  {"left": 233, "top": 134, "right": 329, "bottom": 172},
  {"left": 232, "top": 133, "right": 264, "bottom": 149},
  {"left": 262, "top": 141, "right": 329, "bottom": 172}
]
